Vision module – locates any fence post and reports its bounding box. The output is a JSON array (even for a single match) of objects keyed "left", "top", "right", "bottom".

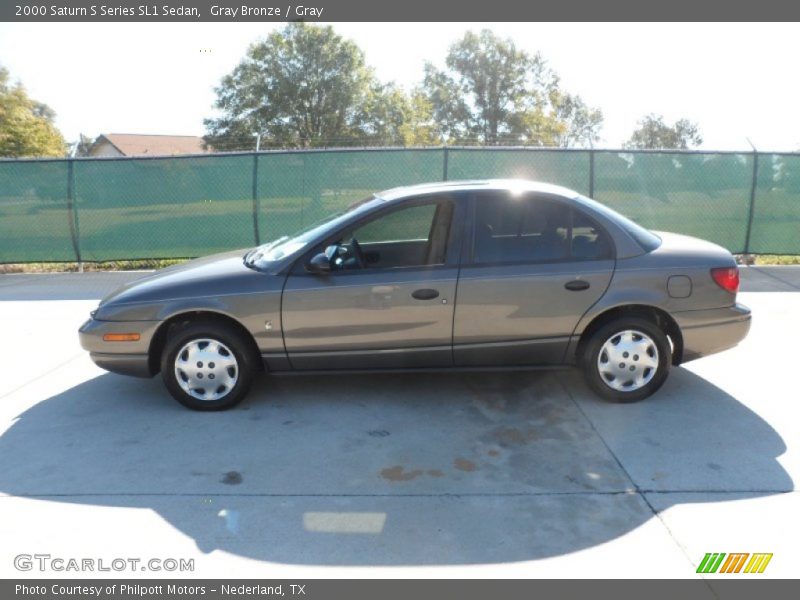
[
  {"left": 589, "top": 148, "right": 595, "bottom": 198},
  {"left": 251, "top": 153, "right": 261, "bottom": 245},
  {"left": 743, "top": 150, "right": 759, "bottom": 255},
  {"left": 442, "top": 146, "right": 449, "bottom": 182},
  {"left": 66, "top": 158, "right": 82, "bottom": 266}
]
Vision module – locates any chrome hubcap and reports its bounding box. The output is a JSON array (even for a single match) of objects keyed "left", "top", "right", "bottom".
[
  {"left": 174, "top": 338, "right": 238, "bottom": 401},
  {"left": 597, "top": 329, "right": 659, "bottom": 392}
]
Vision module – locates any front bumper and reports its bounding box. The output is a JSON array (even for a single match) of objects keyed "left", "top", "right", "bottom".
[
  {"left": 79, "top": 318, "right": 160, "bottom": 378},
  {"left": 673, "top": 302, "right": 751, "bottom": 363},
  {"left": 87, "top": 352, "right": 153, "bottom": 378}
]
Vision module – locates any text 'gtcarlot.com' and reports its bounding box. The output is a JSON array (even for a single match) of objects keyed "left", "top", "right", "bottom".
[{"left": 14, "top": 554, "right": 194, "bottom": 572}]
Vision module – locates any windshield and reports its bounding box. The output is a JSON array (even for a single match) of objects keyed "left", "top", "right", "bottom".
[
  {"left": 245, "top": 196, "right": 384, "bottom": 268},
  {"left": 574, "top": 195, "right": 662, "bottom": 252}
]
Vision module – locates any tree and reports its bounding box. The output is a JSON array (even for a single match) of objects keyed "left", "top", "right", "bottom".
[
  {"left": 399, "top": 91, "right": 442, "bottom": 146},
  {"left": 0, "top": 66, "right": 66, "bottom": 157},
  {"left": 624, "top": 114, "right": 703, "bottom": 149},
  {"left": 422, "top": 30, "right": 602, "bottom": 147},
  {"left": 205, "top": 23, "right": 429, "bottom": 149},
  {"left": 358, "top": 85, "right": 440, "bottom": 146},
  {"left": 550, "top": 91, "right": 604, "bottom": 148},
  {"left": 73, "top": 133, "right": 96, "bottom": 157}
]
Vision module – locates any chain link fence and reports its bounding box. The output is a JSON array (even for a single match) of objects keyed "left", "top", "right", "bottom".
[{"left": 1, "top": 147, "right": 798, "bottom": 264}]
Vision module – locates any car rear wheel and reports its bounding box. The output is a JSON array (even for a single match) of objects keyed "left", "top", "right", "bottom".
[
  {"left": 582, "top": 317, "right": 671, "bottom": 403},
  {"left": 160, "top": 320, "right": 255, "bottom": 411}
]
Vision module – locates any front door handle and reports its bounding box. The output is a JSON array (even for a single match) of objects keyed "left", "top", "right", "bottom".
[
  {"left": 412, "top": 288, "right": 440, "bottom": 300},
  {"left": 564, "top": 280, "right": 590, "bottom": 291}
]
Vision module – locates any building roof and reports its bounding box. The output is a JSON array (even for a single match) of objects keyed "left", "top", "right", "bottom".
[{"left": 94, "top": 134, "right": 208, "bottom": 156}]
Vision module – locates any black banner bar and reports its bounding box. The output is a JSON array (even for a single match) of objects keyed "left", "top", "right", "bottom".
[
  {"left": 3, "top": 580, "right": 800, "bottom": 600},
  {"left": 3, "top": 0, "right": 800, "bottom": 22}
]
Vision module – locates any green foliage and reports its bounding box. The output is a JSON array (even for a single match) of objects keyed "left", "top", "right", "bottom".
[
  {"left": 625, "top": 114, "right": 703, "bottom": 149},
  {"left": 205, "top": 26, "right": 604, "bottom": 150},
  {"left": 73, "top": 133, "right": 96, "bottom": 157},
  {"left": 549, "top": 91, "right": 604, "bottom": 148},
  {"left": 359, "top": 85, "right": 440, "bottom": 146},
  {"left": 422, "top": 30, "right": 602, "bottom": 147},
  {"left": 205, "top": 23, "right": 434, "bottom": 149},
  {"left": 0, "top": 66, "right": 66, "bottom": 157}
]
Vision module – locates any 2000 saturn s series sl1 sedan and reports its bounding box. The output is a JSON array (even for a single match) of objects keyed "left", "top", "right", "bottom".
[{"left": 79, "top": 180, "right": 752, "bottom": 410}]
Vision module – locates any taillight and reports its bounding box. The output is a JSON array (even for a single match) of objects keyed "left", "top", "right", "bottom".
[{"left": 710, "top": 266, "right": 739, "bottom": 293}]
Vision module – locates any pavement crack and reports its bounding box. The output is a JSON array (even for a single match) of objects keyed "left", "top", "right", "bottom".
[
  {"left": 0, "top": 353, "right": 85, "bottom": 402},
  {"left": 3, "top": 489, "right": 793, "bottom": 499},
  {"left": 750, "top": 267, "right": 800, "bottom": 291},
  {"left": 559, "top": 378, "right": 713, "bottom": 586},
  {"left": 4, "top": 491, "right": 652, "bottom": 498}
]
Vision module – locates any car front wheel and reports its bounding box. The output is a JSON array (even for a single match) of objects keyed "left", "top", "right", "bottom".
[
  {"left": 160, "top": 320, "right": 255, "bottom": 411},
  {"left": 582, "top": 317, "right": 671, "bottom": 403}
]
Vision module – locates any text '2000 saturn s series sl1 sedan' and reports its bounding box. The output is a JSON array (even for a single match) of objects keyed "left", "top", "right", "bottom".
[{"left": 79, "top": 180, "right": 751, "bottom": 410}]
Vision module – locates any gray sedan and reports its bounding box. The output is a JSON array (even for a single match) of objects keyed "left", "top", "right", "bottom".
[{"left": 79, "top": 180, "right": 751, "bottom": 410}]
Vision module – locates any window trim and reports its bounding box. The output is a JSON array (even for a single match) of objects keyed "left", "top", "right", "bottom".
[{"left": 466, "top": 192, "right": 616, "bottom": 267}]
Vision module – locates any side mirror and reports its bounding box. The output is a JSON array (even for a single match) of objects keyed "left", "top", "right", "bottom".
[{"left": 305, "top": 252, "right": 331, "bottom": 274}]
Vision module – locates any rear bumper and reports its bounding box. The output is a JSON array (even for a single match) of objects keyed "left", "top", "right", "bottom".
[
  {"left": 79, "top": 317, "right": 159, "bottom": 378},
  {"left": 673, "top": 303, "right": 751, "bottom": 363}
]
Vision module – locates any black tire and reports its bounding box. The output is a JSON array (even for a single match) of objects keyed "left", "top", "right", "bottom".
[
  {"left": 582, "top": 317, "right": 671, "bottom": 403},
  {"left": 160, "top": 320, "right": 256, "bottom": 411}
]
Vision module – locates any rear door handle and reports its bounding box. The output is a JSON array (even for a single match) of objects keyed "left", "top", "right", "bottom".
[
  {"left": 564, "top": 280, "right": 590, "bottom": 291},
  {"left": 412, "top": 288, "right": 440, "bottom": 300}
]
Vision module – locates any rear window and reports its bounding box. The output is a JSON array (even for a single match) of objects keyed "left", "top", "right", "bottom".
[{"left": 575, "top": 195, "right": 662, "bottom": 252}]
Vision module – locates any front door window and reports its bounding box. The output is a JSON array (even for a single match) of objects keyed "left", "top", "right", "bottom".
[{"left": 328, "top": 201, "right": 452, "bottom": 271}]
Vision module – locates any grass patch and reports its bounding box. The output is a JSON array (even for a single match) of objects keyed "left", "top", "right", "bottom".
[
  {"left": 0, "top": 258, "right": 189, "bottom": 274},
  {"left": 754, "top": 255, "right": 800, "bottom": 265}
]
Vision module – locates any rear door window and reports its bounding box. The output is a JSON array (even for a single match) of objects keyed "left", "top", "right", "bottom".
[
  {"left": 571, "top": 210, "right": 613, "bottom": 260},
  {"left": 473, "top": 193, "right": 612, "bottom": 264}
]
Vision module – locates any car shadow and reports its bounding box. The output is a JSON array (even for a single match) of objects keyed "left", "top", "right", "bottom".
[{"left": 0, "top": 368, "right": 791, "bottom": 565}]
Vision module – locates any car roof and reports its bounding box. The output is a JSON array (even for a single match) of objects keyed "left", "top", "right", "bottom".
[{"left": 376, "top": 179, "right": 582, "bottom": 201}]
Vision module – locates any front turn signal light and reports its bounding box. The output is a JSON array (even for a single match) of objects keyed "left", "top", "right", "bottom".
[{"left": 103, "top": 333, "right": 141, "bottom": 342}]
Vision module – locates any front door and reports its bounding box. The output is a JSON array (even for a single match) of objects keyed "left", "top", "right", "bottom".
[
  {"left": 283, "top": 196, "right": 462, "bottom": 370},
  {"left": 453, "top": 191, "right": 615, "bottom": 366}
]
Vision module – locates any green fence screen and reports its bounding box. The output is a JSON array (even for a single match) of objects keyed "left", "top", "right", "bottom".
[
  {"left": 0, "top": 147, "right": 798, "bottom": 263},
  {"left": 593, "top": 151, "right": 754, "bottom": 252},
  {"left": 750, "top": 153, "right": 800, "bottom": 254},
  {"left": 0, "top": 160, "right": 74, "bottom": 262}
]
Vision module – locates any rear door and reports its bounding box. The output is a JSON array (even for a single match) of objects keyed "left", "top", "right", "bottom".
[
  {"left": 282, "top": 195, "right": 464, "bottom": 370},
  {"left": 453, "top": 191, "right": 615, "bottom": 366}
]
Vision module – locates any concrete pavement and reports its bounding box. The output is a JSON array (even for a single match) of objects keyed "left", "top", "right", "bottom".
[{"left": 0, "top": 267, "right": 797, "bottom": 579}]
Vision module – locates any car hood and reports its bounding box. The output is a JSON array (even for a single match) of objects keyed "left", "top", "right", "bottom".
[{"left": 99, "top": 249, "right": 270, "bottom": 307}]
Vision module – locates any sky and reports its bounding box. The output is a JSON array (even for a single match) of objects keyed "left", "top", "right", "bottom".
[{"left": 0, "top": 22, "right": 798, "bottom": 151}]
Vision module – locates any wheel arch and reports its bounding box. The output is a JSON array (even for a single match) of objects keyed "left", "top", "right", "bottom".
[
  {"left": 575, "top": 304, "right": 684, "bottom": 366},
  {"left": 148, "top": 310, "right": 263, "bottom": 375}
]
